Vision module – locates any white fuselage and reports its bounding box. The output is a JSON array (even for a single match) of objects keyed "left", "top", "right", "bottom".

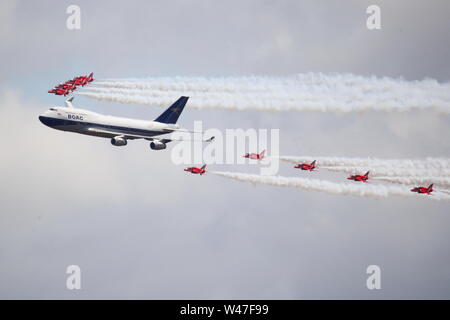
[{"left": 39, "top": 106, "right": 179, "bottom": 140}]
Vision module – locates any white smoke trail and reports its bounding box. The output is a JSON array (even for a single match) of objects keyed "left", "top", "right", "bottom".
[
  {"left": 95, "top": 73, "right": 450, "bottom": 95},
  {"left": 75, "top": 91, "right": 306, "bottom": 111},
  {"left": 77, "top": 90, "right": 450, "bottom": 113},
  {"left": 83, "top": 86, "right": 347, "bottom": 102},
  {"left": 93, "top": 76, "right": 280, "bottom": 92},
  {"left": 210, "top": 171, "right": 450, "bottom": 201},
  {"left": 279, "top": 156, "right": 450, "bottom": 170},
  {"left": 374, "top": 176, "right": 450, "bottom": 189},
  {"left": 321, "top": 166, "right": 450, "bottom": 177},
  {"left": 82, "top": 73, "right": 450, "bottom": 113}
]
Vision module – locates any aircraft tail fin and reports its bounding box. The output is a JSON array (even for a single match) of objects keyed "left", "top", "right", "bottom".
[
  {"left": 365, "top": 171, "right": 370, "bottom": 177},
  {"left": 154, "top": 96, "right": 188, "bottom": 124},
  {"left": 260, "top": 150, "right": 266, "bottom": 158},
  {"left": 311, "top": 160, "right": 316, "bottom": 166},
  {"left": 65, "top": 97, "right": 75, "bottom": 108},
  {"left": 429, "top": 184, "right": 434, "bottom": 190},
  {"left": 201, "top": 165, "right": 207, "bottom": 170}
]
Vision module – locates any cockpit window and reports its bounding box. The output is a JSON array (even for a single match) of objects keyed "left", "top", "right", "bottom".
[{"left": 49, "top": 108, "right": 57, "bottom": 111}]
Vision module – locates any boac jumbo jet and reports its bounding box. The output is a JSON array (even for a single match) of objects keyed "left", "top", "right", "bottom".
[{"left": 39, "top": 96, "right": 214, "bottom": 150}]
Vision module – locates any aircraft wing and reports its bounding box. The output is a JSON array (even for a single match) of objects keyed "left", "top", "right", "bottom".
[
  {"left": 162, "top": 127, "right": 207, "bottom": 134},
  {"left": 87, "top": 127, "right": 214, "bottom": 143},
  {"left": 87, "top": 127, "right": 165, "bottom": 140}
]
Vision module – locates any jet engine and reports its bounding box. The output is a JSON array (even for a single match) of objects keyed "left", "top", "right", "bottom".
[
  {"left": 111, "top": 136, "right": 127, "bottom": 146},
  {"left": 150, "top": 141, "right": 166, "bottom": 150}
]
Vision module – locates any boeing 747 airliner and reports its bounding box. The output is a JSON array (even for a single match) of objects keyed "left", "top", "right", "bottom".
[{"left": 39, "top": 96, "right": 213, "bottom": 150}]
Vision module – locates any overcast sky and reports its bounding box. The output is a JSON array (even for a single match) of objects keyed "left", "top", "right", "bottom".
[{"left": 1, "top": 0, "right": 450, "bottom": 299}]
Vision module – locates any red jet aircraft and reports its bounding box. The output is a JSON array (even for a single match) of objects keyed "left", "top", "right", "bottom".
[
  {"left": 48, "top": 88, "right": 71, "bottom": 96},
  {"left": 184, "top": 165, "right": 207, "bottom": 175},
  {"left": 48, "top": 73, "right": 94, "bottom": 96},
  {"left": 411, "top": 184, "right": 433, "bottom": 195},
  {"left": 73, "top": 73, "right": 94, "bottom": 86},
  {"left": 347, "top": 171, "right": 370, "bottom": 182},
  {"left": 55, "top": 83, "right": 77, "bottom": 91},
  {"left": 294, "top": 160, "right": 317, "bottom": 171},
  {"left": 243, "top": 150, "right": 265, "bottom": 160},
  {"left": 49, "top": 82, "right": 77, "bottom": 96}
]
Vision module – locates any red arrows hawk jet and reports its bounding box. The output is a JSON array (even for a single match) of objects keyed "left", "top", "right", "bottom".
[
  {"left": 49, "top": 83, "right": 77, "bottom": 96},
  {"left": 294, "top": 160, "right": 317, "bottom": 171},
  {"left": 55, "top": 83, "right": 77, "bottom": 91},
  {"left": 184, "top": 165, "right": 207, "bottom": 175},
  {"left": 243, "top": 150, "right": 265, "bottom": 160},
  {"left": 411, "top": 184, "right": 434, "bottom": 195},
  {"left": 48, "top": 88, "right": 71, "bottom": 96},
  {"left": 73, "top": 73, "right": 94, "bottom": 86},
  {"left": 347, "top": 171, "right": 370, "bottom": 182}
]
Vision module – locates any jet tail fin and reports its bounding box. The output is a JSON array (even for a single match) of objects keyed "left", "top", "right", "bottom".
[
  {"left": 311, "top": 160, "right": 316, "bottom": 166},
  {"left": 201, "top": 165, "right": 207, "bottom": 170},
  {"left": 65, "top": 97, "right": 75, "bottom": 108},
  {"left": 429, "top": 184, "right": 434, "bottom": 190},
  {"left": 154, "top": 96, "right": 188, "bottom": 124},
  {"left": 260, "top": 150, "right": 266, "bottom": 158},
  {"left": 365, "top": 171, "right": 370, "bottom": 177}
]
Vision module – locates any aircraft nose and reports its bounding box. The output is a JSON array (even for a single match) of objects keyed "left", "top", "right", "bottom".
[{"left": 39, "top": 115, "right": 52, "bottom": 127}]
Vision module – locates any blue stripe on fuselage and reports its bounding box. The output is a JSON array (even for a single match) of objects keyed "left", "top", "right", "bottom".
[{"left": 38, "top": 116, "right": 166, "bottom": 137}]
